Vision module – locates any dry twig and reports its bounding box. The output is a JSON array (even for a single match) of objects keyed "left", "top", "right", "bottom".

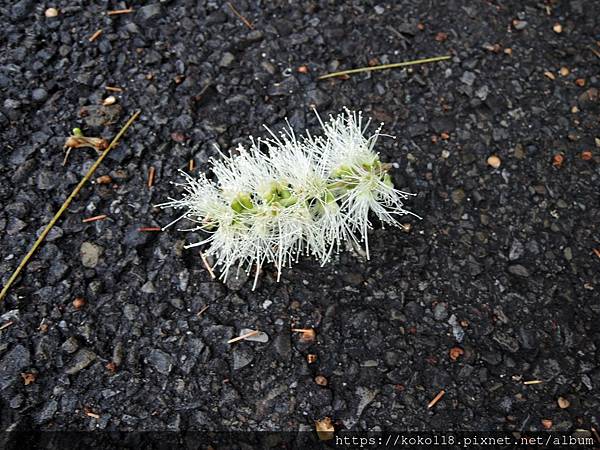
[
  {"left": 89, "top": 29, "right": 103, "bottom": 42},
  {"left": 138, "top": 227, "right": 162, "bottom": 232},
  {"left": 147, "top": 166, "right": 156, "bottom": 188},
  {"left": 107, "top": 8, "right": 133, "bottom": 16},
  {"left": 82, "top": 214, "right": 107, "bottom": 223},
  {"left": 318, "top": 55, "right": 451, "bottom": 80},
  {"left": 200, "top": 252, "right": 216, "bottom": 279},
  {"left": 227, "top": 330, "right": 259, "bottom": 344},
  {"left": 227, "top": 2, "right": 254, "bottom": 29},
  {"left": 197, "top": 305, "right": 209, "bottom": 317},
  {"left": 427, "top": 389, "right": 445, "bottom": 409},
  {"left": 0, "top": 321, "right": 14, "bottom": 331}
]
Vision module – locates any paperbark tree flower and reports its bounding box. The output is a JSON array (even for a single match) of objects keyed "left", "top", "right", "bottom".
[{"left": 159, "top": 109, "right": 419, "bottom": 289}]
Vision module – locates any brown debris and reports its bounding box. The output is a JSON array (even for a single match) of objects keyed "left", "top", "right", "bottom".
[
  {"left": 64, "top": 135, "right": 109, "bottom": 152},
  {"left": 292, "top": 328, "right": 316, "bottom": 342},
  {"left": 105, "top": 86, "right": 123, "bottom": 93},
  {"left": 107, "top": 8, "right": 133, "bottom": 16},
  {"left": 541, "top": 419, "right": 553, "bottom": 429},
  {"left": 483, "top": 43, "right": 502, "bottom": 53},
  {"left": 314, "top": 375, "right": 328, "bottom": 386},
  {"left": 147, "top": 166, "right": 155, "bottom": 188},
  {"left": 227, "top": 2, "right": 254, "bottom": 29},
  {"left": 82, "top": 214, "right": 107, "bottom": 223},
  {"left": 89, "top": 29, "right": 103, "bottom": 42},
  {"left": 84, "top": 407, "right": 101, "bottom": 419},
  {"left": 435, "top": 32, "right": 448, "bottom": 42},
  {"left": 315, "top": 417, "right": 334, "bottom": 441},
  {"left": 449, "top": 346, "right": 464, "bottom": 361},
  {"left": 21, "top": 372, "right": 37, "bottom": 385},
  {"left": 552, "top": 154, "right": 564, "bottom": 168},
  {"left": 581, "top": 150, "right": 593, "bottom": 160},
  {"left": 427, "top": 389, "right": 445, "bottom": 409},
  {"left": 227, "top": 330, "right": 259, "bottom": 344},
  {"left": 200, "top": 252, "right": 216, "bottom": 279},
  {"left": 575, "top": 78, "right": 586, "bottom": 87},
  {"left": 0, "top": 321, "right": 14, "bottom": 331},
  {"left": 297, "top": 65, "right": 309, "bottom": 74},
  {"left": 73, "top": 297, "right": 86, "bottom": 310},
  {"left": 95, "top": 175, "right": 112, "bottom": 184},
  {"left": 307, "top": 354, "right": 317, "bottom": 364},
  {"left": 138, "top": 227, "right": 162, "bottom": 232}
]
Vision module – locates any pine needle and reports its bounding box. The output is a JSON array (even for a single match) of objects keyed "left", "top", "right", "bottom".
[
  {"left": 318, "top": 55, "right": 451, "bottom": 80},
  {"left": 0, "top": 110, "right": 141, "bottom": 302}
]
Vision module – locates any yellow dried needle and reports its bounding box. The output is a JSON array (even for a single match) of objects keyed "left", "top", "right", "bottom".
[{"left": 318, "top": 55, "right": 451, "bottom": 80}]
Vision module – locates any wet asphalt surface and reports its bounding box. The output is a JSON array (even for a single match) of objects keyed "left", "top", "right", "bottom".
[{"left": 0, "top": 0, "right": 599, "bottom": 443}]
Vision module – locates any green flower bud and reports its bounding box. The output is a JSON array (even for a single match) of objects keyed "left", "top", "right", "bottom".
[{"left": 231, "top": 192, "right": 253, "bottom": 213}]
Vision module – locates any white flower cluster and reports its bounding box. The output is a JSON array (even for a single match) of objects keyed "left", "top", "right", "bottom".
[{"left": 160, "top": 109, "right": 418, "bottom": 289}]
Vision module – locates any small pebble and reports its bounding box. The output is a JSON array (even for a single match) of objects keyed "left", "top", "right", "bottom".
[
  {"left": 553, "top": 23, "right": 562, "bottom": 33},
  {"left": 559, "top": 67, "right": 569, "bottom": 77},
  {"left": 45, "top": 7, "right": 59, "bottom": 18},
  {"left": 512, "top": 19, "right": 528, "bottom": 30},
  {"left": 487, "top": 155, "right": 501, "bottom": 168},
  {"left": 557, "top": 396, "right": 570, "bottom": 409},
  {"left": 31, "top": 88, "right": 48, "bottom": 102},
  {"left": 103, "top": 96, "right": 116, "bottom": 106}
]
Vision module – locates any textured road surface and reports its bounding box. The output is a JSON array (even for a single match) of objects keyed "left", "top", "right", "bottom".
[{"left": 0, "top": 0, "right": 599, "bottom": 439}]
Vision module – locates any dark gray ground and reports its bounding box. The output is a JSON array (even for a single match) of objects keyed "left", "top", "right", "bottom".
[{"left": 1, "top": 0, "right": 599, "bottom": 439}]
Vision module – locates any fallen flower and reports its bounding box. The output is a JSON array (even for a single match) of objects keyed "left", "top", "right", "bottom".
[
  {"left": 63, "top": 128, "right": 109, "bottom": 165},
  {"left": 160, "top": 109, "right": 419, "bottom": 289}
]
